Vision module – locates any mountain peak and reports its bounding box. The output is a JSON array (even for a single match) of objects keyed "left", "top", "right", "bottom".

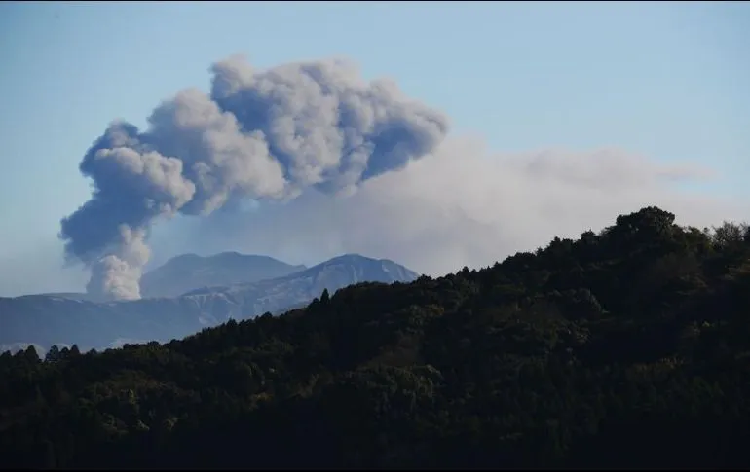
[
  {"left": 320, "top": 253, "right": 401, "bottom": 266},
  {"left": 303, "top": 254, "right": 419, "bottom": 287},
  {"left": 321, "top": 253, "right": 374, "bottom": 264}
]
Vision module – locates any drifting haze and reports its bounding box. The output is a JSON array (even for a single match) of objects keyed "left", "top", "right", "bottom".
[{"left": 150, "top": 135, "right": 746, "bottom": 277}]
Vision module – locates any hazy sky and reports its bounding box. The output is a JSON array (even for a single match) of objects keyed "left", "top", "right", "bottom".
[{"left": 0, "top": 1, "right": 748, "bottom": 296}]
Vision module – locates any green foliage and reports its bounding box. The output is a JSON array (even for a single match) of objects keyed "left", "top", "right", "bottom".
[{"left": 1, "top": 206, "right": 750, "bottom": 468}]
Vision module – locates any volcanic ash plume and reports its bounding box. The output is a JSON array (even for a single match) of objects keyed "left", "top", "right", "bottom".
[
  {"left": 85, "top": 226, "right": 150, "bottom": 301},
  {"left": 59, "top": 55, "right": 449, "bottom": 301}
]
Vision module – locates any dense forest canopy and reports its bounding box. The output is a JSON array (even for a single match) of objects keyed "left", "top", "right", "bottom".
[{"left": 1, "top": 206, "right": 749, "bottom": 468}]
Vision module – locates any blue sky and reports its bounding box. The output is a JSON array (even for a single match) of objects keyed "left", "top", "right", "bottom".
[{"left": 0, "top": 1, "right": 748, "bottom": 295}]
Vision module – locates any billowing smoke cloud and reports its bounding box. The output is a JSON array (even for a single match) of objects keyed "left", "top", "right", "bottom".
[{"left": 59, "top": 55, "right": 449, "bottom": 300}]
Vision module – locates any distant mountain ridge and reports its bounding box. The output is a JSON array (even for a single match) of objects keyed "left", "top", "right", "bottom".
[
  {"left": 185, "top": 254, "right": 418, "bottom": 296},
  {"left": 139, "top": 252, "right": 307, "bottom": 299},
  {"left": 36, "top": 292, "right": 93, "bottom": 302},
  {"left": 0, "top": 254, "right": 419, "bottom": 352}
]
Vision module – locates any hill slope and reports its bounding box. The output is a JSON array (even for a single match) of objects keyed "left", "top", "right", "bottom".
[
  {"left": 0, "top": 254, "right": 418, "bottom": 351},
  {"left": 1, "top": 207, "right": 749, "bottom": 468}
]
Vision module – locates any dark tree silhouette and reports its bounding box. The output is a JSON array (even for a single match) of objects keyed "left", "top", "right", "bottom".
[{"left": 1, "top": 206, "right": 749, "bottom": 469}]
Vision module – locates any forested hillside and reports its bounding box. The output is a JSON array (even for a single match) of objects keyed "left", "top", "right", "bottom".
[{"left": 1, "top": 206, "right": 749, "bottom": 469}]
